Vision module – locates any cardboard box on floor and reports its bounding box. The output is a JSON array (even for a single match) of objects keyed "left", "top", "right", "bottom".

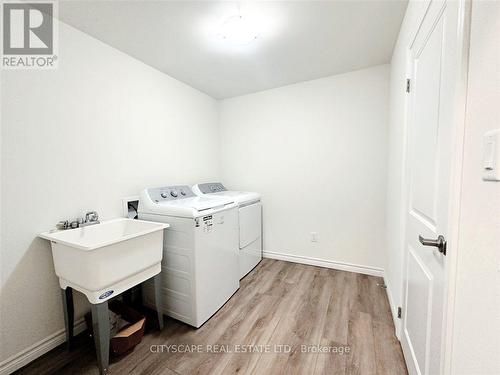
[{"left": 85, "top": 300, "right": 146, "bottom": 356}]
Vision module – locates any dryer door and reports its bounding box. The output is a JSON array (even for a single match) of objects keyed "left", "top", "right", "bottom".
[{"left": 239, "top": 202, "right": 262, "bottom": 249}]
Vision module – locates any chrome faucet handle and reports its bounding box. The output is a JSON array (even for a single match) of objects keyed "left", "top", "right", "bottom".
[{"left": 56, "top": 220, "right": 69, "bottom": 230}]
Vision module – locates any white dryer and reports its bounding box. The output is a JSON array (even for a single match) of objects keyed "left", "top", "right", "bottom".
[
  {"left": 192, "top": 183, "right": 262, "bottom": 279},
  {"left": 138, "top": 185, "right": 239, "bottom": 328}
]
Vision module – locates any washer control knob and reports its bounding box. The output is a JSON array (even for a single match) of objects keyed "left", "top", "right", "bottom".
[
  {"left": 170, "top": 190, "right": 178, "bottom": 198},
  {"left": 180, "top": 189, "right": 186, "bottom": 196},
  {"left": 160, "top": 192, "right": 168, "bottom": 198}
]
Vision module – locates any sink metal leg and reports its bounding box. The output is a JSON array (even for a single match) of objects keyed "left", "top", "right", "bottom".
[
  {"left": 91, "top": 302, "right": 110, "bottom": 375},
  {"left": 61, "top": 287, "right": 74, "bottom": 351},
  {"left": 153, "top": 274, "right": 164, "bottom": 330}
]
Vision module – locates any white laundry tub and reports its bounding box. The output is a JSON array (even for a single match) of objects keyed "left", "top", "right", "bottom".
[{"left": 40, "top": 218, "right": 169, "bottom": 303}]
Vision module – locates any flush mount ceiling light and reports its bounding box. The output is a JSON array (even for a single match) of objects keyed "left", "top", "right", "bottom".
[{"left": 220, "top": 15, "right": 259, "bottom": 46}]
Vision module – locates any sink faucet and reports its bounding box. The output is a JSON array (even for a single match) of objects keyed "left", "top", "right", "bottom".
[
  {"left": 81, "top": 211, "right": 100, "bottom": 227},
  {"left": 56, "top": 211, "right": 100, "bottom": 230}
]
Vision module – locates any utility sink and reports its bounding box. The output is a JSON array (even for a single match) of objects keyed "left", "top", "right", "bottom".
[{"left": 40, "top": 218, "right": 169, "bottom": 303}]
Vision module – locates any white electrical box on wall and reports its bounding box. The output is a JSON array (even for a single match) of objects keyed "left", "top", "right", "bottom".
[
  {"left": 122, "top": 196, "right": 139, "bottom": 218},
  {"left": 482, "top": 129, "right": 500, "bottom": 181}
]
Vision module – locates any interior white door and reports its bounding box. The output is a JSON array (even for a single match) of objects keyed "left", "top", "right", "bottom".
[{"left": 401, "top": 1, "right": 463, "bottom": 374}]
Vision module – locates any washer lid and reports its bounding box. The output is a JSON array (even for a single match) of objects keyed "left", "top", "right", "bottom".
[
  {"left": 138, "top": 186, "right": 236, "bottom": 218},
  {"left": 156, "top": 196, "right": 233, "bottom": 211},
  {"left": 209, "top": 191, "right": 261, "bottom": 205}
]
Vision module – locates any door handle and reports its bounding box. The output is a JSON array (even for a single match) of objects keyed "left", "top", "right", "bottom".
[{"left": 419, "top": 235, "right": 447, "bottom": 256}]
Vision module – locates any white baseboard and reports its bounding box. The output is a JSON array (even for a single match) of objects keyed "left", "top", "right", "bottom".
[
  {"left": 383, "top": 274, "right": 402, "bottom": 340},
  {"left": 262, "top": 250, "right": 384, "bottom": 277},
  {"left": 0, "top": 319, "right": 87, "bottom": 375}
]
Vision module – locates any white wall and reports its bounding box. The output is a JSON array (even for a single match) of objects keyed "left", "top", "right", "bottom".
[
  {"left": 450, "top": 1, "right": 500, "bottom": 373},
  {"left": 219, "top": 65, "right": 390, "bottom": 273},
  {"left": 0, "top": 21, "right": 219, "bottom": 368},
  {"left": 384, "top": 0, "right": 430, "bottom": 331}
]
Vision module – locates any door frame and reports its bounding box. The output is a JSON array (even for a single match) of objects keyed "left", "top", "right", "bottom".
[{"left": 397, "top": 0, "right": 472, "bottom": 373}]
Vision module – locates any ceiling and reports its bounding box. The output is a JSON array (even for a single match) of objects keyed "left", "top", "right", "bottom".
[{"left": 59, "top": 1, "right": 407, "bottom": 99}]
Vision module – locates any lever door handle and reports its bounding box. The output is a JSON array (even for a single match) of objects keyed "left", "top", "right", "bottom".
[{"left": 419, "top": 235, "right": 447, "bottom": 256}]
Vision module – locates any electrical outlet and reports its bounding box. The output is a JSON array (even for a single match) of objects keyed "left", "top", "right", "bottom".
[{"left": 310, "top": 232, "right": 318, "bottom": 242}]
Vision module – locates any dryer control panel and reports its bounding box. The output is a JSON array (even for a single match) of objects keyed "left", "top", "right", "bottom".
[
  {"left": 147, "top": 185, "right": 196, "bottom": 203},
  {"left": 197, "top": 182, "right": 227, "bottom": 194}
]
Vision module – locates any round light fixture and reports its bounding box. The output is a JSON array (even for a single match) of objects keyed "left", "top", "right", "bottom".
[{"left": 220, "top": 15, "right": 258, "bottom": 45}]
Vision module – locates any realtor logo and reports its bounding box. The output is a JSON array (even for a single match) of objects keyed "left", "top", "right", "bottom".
[{"left": 2, "top": 1, "right": 58, "bottom": 69}]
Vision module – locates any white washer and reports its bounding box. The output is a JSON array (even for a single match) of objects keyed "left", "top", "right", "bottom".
[
  {"left": 138, "top": 185, "right": 240, "bottom": 328},
  {"left": 192, "top": 183, "right": 262, "bottom": 279}
]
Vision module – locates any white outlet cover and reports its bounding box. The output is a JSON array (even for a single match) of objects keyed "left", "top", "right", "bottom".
[
  {"left": 483, "top": 129, "right": 500, "bottom": 181},
  {"left": 310, "top": 232, "right": 318, "bottom": 242}
]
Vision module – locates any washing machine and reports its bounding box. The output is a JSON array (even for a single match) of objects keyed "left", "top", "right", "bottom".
[
  {"left": 192, "top": 183, "right": 262, "bottom": 279},
  {"left": 138, "top": 185, "right": 240, "bottom": 328}
]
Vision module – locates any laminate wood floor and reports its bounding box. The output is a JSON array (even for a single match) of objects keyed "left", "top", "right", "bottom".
[{"left": 15, "top": 259, "right": 407, "bottom": 375}]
